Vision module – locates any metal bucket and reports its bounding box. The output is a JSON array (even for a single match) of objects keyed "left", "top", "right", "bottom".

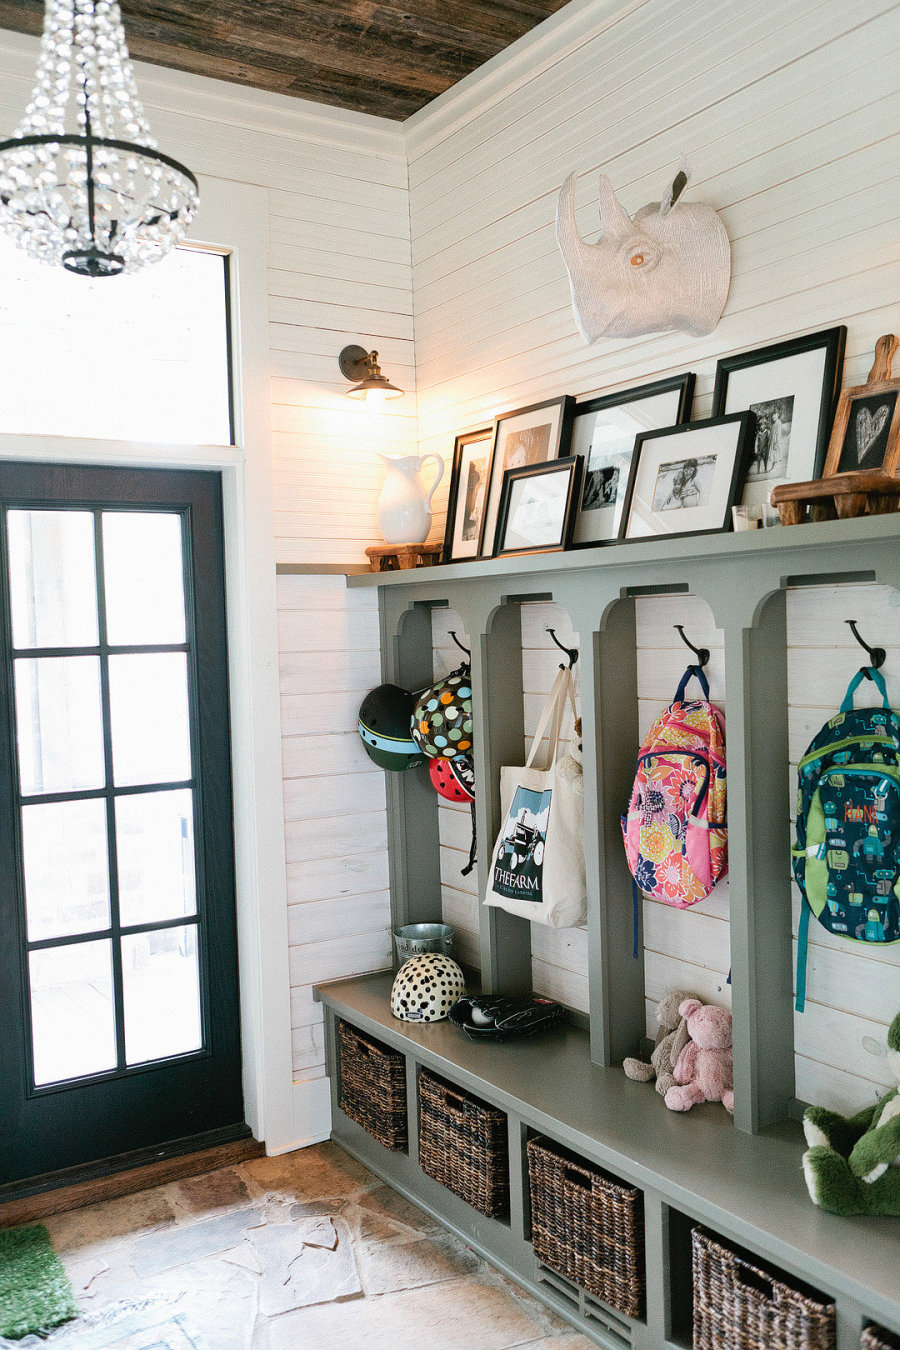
[{"left": 393, "top": 922, "right": 455, "bottom": 965}]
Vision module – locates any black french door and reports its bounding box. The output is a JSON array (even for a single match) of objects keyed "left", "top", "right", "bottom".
[{"left": 0, "top": 463, "right": 245, "bottom": 1188}]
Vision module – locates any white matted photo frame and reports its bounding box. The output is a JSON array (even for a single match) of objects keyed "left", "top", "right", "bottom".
[
  {"left": 494, "top": 456, "right": 584, "bottom": 558},
  {"left": 711, "top": 326, "right": 846, "bottom": 508},
  {"left": 442, "top": 426, "right": 493, "bottom": 563},
  {"left": 570, "top": 373, "right": 695, "bottom": 548},
  {"left": 620, "top": 414, "right": 755, "bottom": 542},
  {"left": 478, "top": 395, "right": 575, "bottom": 558}
]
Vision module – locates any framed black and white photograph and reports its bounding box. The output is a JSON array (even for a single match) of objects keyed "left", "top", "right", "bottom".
[
  {"left": 620, "top": 414, "right": 754, "bottom": 541},
  {"left": 494, "top": 456, "right": 583, "bottom": 558},
  {"left": 569, "top": 373, "right": 695, "bottom": 547},
  {"left": 711, "top": 326, "right": 846, "bottom": 507},
  {"left": 441, "top": 427, "right": 493, "bottom": 563},
  {"left": 478, "top": 395, "right": 575, "bottom": 557}
]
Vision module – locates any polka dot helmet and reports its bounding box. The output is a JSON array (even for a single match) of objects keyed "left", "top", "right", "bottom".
[
  {"left": 390, "top": 953, "right": 466, "bottom": 1023},
  {"left": 358, "top": 683, "right": 424, "bottom": 772},
  {"left": 429, "top": 754, "right": 475, "bottom": 803},
  {"left": 411, "top": 667, "right": 473, "bottom": 760}
]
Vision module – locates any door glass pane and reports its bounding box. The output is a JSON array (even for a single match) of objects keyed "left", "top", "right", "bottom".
[
  {"left": 15, "top": 656, "right": 105, "bottom": 795},
  {"left": 7, "top": 510, "right": 99, "bottom": 650},
  {"left": 116, "top": 790, "right": 196, "bottom": 927},
  {"left": 30, "top": 940, "right": 116, "bottom": 1086},
  {"left": 122, "top": 926, "right": 201, "bottom": 1065},
  {"left": 22, "top": 799, "right": 109, "bottom": 941},
  {"left": 103, "top": 513, "right": 186, "bottom": 647},
  {"left": 108, "top": 653, "right": 191, "bottom": 787}
]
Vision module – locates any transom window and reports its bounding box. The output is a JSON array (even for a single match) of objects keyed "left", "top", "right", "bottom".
[{"left": 0, "top": 238, "right": 232, "bottom": 446}]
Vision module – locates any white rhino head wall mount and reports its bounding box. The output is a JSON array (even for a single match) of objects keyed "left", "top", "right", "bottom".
[{"left": 556, "top": 163, "right": 731, "bottom": 343}]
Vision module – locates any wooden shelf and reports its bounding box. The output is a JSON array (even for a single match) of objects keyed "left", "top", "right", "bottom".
[
  {"left": 316, "top": 972, "right": 898, "bottom": 1335},
  {"left": 346, "top": 512, "right": 900, "bottom": 590}
]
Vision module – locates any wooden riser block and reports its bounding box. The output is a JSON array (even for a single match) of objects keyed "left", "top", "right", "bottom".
[{"left": 771, "top": 470, "right": 900, "bottom": 525}]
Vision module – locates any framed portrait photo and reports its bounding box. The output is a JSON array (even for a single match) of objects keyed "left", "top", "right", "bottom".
[
  {"left": 711, "top": 326, "right": 846, "bottom": 507},
  {"left": 478, "top": 395, "right": 575, "bottom": 557},
  {"left": 494, "top": 456, "right": 583, "bottom": 558},
  {"left": 442, "top": 427, "right": 493, "bottom": 563},
  {"left": 823, "top": 336, "right": 900, "bottom": 477},
  {"left": 570, "top": 373, "right": 695, "bottom": 547},
  {"left": 620, "top": 414, "right": 754, "bottom": 542}
]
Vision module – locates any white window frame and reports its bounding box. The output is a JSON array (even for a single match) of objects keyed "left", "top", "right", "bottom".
[{"left": 0, "top": 174, "right": 295, "bottom": 1153}]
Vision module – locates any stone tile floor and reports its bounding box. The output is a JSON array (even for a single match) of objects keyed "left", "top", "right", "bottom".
[{"left": 2, "top": 1143, "right": 596, "bottom": 1350}]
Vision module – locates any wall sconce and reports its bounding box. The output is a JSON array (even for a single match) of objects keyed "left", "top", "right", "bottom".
[{"left": 339, "top": 345, "right": 404, "bottom": 412}]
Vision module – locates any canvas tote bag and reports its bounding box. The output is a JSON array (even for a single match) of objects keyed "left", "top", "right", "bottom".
[{"left": 483, "top": 666, "right": 586, "bottom": 927}]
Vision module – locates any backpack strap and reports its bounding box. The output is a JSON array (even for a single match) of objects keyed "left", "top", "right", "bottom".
[
  {"left": 840, "top": 666, "right": 889, "bottom": 712},
  {"left": 674, "top": 664, "right": 710, "bottom": 703},
  {"left": 795, "top": 898, "right": 811, "bottom": 1013}
]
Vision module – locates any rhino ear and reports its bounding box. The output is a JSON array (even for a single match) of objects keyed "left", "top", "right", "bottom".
[{"left": 660, "top": 155, "right": 692, "bottom": 216}]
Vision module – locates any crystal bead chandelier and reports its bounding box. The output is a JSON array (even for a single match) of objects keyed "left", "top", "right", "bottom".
[{"left": 0, "top": 0, "right": 199, "bottom": 277}]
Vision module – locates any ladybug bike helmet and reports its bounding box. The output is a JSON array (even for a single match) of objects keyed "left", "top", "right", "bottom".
[{"left": 429, "top": 755, "right": 477, "bottom": 877}]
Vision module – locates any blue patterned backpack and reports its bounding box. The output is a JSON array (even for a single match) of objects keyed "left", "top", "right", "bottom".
[{"left": 793, "top": 667, "right": 900, "bottom": 1012}]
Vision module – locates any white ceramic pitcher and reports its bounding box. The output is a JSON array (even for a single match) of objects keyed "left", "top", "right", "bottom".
[{"left": 377, "top": 452, "right": 445, "bottom": 545}]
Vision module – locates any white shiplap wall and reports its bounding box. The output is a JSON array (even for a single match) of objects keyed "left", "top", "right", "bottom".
[
  {"left": 405, "top": 0, "right": 900, "bottom": 1114},
  {"left": 278, "top": 574, "right": 391, "bottom": 1083}
]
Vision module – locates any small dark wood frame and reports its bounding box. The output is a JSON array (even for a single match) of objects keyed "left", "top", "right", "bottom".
[
  {"left": 711, "top": 325, "right": 846, "bottom": 487},
  {"left": 570, "top": 371, "right": 695, "bottom": 550},
  {"left": 441, "top": 426, "right": 493, "bottom": 564},
  {"left": 619, "top": 413, "right": 755, "bottom": 543},
  {"left": 493, "top": 455, "right": 583, "bottom": 558},
  {"left": 823, "top": 334, "right": 900, "bottom": 477},
  {"left": 478, "top": 394, "right": 576, "bottom": 558}
]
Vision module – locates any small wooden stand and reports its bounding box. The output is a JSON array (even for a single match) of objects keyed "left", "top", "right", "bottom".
[
  {"left": 771, "top": 470, "right": 900, "bottom": 525},
  {"left": 365, "top": 542, "right": 443, "bottom": 572}
]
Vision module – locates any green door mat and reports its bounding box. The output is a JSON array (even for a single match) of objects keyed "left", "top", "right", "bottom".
[{"left": 0, "top": 1225, "right": 78, "bottom": 1340}]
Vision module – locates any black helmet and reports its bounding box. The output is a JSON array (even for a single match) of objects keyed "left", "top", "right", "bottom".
[{"left": 357, "top": 683, "right": 424, "bottom": 771}]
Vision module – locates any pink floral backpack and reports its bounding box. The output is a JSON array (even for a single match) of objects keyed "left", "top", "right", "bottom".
[{"left": 622, "top": 665, "right": 727, "bottom": 935}]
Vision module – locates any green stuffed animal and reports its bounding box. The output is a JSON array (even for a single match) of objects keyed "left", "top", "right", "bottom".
[{"left": 801, "top": 1010, "right": 900, "bottom": 1217}]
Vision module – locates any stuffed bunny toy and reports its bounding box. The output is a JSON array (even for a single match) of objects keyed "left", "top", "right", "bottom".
[
  {"left": 664, "top": 998, "right": 734, "bottom": 1114},
  {"left": 623, "top": 989, "right": 695, "bottom": 1097}
]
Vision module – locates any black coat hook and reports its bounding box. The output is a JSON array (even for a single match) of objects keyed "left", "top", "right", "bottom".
[
  {"left": 845, "top": 620, "right": 886, "bottom": 680},
  {"left": 447, "top": 630, "right": 471, "bottom": 660},
  {"left": 674, "top": 624, "right": 710, "bottom": 669},
  {"left": 547, "top": 627, "right": 578, "bottom": 669}
]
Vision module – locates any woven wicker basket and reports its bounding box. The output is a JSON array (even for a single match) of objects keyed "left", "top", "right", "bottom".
[
  {"left": 861, "top": 1327, "right": 900, "bottom": 1350},
  {"left": 692, "top": 1228, "right": 836, "bottom": 1350},
  {"left": 526, "top": 1135, "right": 645, "bottom": 1319},
  {"left": 417, "top": 1068, "right": 509, "bottom": 1217},
  {"left": 338, "top": 1021, "right": 407, "bottom": 1151}
]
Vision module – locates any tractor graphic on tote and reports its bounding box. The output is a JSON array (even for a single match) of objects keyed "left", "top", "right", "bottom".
[{"left": 492, "top": 786, "right": 551, "bottom": 902}]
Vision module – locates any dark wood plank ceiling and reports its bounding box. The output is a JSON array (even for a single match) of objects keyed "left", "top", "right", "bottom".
[{"left": 0, "top": 1, "right": 571, "bottom": 120}]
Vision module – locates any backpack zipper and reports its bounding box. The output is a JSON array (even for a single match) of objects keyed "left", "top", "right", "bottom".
[{"left": 798, "top": 732, "right": 898, "bottom": 772}]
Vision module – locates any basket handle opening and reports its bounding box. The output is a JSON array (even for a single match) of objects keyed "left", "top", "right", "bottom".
[
  {"left": 734, "top": 1261, "right": 774, "bottom": 1303},
  {"left": 563, "top": 1165, "right": 593, "bottom": 1190},
  {"left": 443, "top": 1088, "right": 469, "bottom": 1110}
]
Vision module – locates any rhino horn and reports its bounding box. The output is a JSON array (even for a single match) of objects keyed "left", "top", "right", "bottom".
[
  {"left": 597, "top": 173, "right": 633, "bottom": 240},
  {"left": 556, "top": 171, "right": 592, "bottom": 280}
]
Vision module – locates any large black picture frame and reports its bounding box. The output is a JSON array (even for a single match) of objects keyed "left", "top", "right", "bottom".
[
  {"left": 569, "top": 372, "right": 695, "bottom": 549},
  {"left": 478, "top": 394, "right": 575, "bottom": 558},
  {"left": 711, "top": 326, "right": 846, "bottom": 507},
  {"left": 619, "top": 413, "right": 756, "bottom": 543}
]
